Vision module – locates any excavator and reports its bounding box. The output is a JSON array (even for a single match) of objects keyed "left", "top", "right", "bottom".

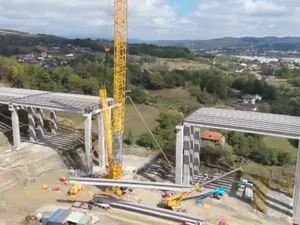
[{"left": 161, "top": 167, "right": 242, "bottom": 208}]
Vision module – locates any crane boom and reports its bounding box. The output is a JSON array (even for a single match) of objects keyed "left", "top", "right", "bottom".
[
  {"left": 99, "top": 89, "right": 114, "bottom": 177},
  {"left": 162, "top": 167, "right": 242, "bottom": 208}
]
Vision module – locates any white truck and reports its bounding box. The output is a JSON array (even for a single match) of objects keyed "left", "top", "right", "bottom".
[{"left": 93, "top": 202, "right": 111, "bottom": 210}]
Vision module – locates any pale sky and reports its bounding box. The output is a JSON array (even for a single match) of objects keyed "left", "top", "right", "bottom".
[{"left": 0, "top": 0, "right": 300, "bottom": 40}]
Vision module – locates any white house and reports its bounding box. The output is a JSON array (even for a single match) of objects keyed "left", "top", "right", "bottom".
[{"left": 242, "top": 94, "right": 262, "bottom": 104}]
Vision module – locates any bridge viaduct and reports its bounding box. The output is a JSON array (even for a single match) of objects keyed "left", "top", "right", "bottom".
[
  {"left": 175, "top": 107, "right": 300, "bottom": 224},
  {"left": 0, "top": 87, "right": 114, "bottom": 173}
]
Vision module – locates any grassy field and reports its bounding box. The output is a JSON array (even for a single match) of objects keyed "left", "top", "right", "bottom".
[
  {"left": 56, "top": 103, "right": 161, "bottom": 141},
  {"left": 150, "top": 87, "right": 200, "bottom": 106},
  {"left": 128, "top": 55, "right": 211, "bottom": 71},
  {"left": 124, "top": 103, "right": 161, "bottom": 139},
  {"left": 263, "top": 136, "right": 297, "bottom": 156}
]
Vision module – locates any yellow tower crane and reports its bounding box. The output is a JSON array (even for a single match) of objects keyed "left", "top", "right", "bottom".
[{"left": 100, "top": 0, "right": 128, "bottom": 180}]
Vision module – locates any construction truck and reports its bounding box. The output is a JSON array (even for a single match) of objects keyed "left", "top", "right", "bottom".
[
  {"left": 161, "top": 167, "right": 242, "bottom": 208},
  {"left": 69, "top": 184, "right": 84, "bottom": 198}
]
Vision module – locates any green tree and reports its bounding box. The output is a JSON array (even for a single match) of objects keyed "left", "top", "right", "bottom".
[
  {"left": 124, "top": 129, "right": 134, "bottom": 145},
  {"left": 66, "top": 74, "right": 82, "bottom": 91},
  {"left": 130, "top": 87, "right": 150, "bottom": 104},
  {"left": 278, "top": 152, "right": 293, "bottom": 165},
  {"left": 137, "top": 133, "right": 155, "bottom": 148},
  {"left": 159, "top": 110, "right": 184, "bottom": 129},
  {"left": 148, "top": 72, "right": 164, "bottom": 89},
  {"left": 81, "top": 77, "right": 99, "bottom": 95}
]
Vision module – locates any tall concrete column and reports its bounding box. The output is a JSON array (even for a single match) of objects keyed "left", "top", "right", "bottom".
[
  {"left": 190, "top": 126, "right": 194, "bottom": 178},
  {"left": 293, "top": 140, "right": 300, "bottom": 225},
  {"left": 183, "top": 124, "right": 191, "bottom": 185},
  {"left": 28, "top": 107, "right": 36, "bottom": 142},
  {"left": 10, "top": 106, "right": 21, "bottom": 150},
  {"left": 50, "top": 110, "right": 58, "bottom": 134},
  {"left": 84, "top": 113, "right": 92, "bottom": 173},
  {"left": 193, "top": 126, "right": 201, "bottom": 176},
  {"left": 35, "top": 108, "right": 44, "bottom": 140},
  {"left": 97, "top": 111, "right": 106, "bottom": 169},
  {"left": 175, "top": 125, "right": 184, "bottom": 184}
]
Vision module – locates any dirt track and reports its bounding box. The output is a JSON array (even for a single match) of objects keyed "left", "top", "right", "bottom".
[{"left": 0, "top": 143, "right": 291, "bottom": 225}]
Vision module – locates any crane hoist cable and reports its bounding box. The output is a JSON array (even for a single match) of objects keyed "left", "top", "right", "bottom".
[
  {"left": 104, "top": 0, "right": 112, "bottom": 53},
  {"left": 126, "top": 96, "right": 172, "bottom": 167}
]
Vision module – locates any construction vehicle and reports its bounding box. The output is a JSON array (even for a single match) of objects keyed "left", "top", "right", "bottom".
[
  {"left": 195, "top": 187, "right": 226, "bottom": 205},
  {"left": 69, "top": 184, "right": 84, "bottom": 198},
  {"left": 219, "top": 221, "right": 229, "bottom": 225},
  {"left": 161, "top": 167, "right": 242, "bottom": 208}
]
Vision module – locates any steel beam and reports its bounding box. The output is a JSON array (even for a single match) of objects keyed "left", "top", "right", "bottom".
[
  {"left": 69, "top": 177, "right": 191, "bottom": 191},
  {"left": 184, "top": 121, "right": 300, "bottom": 140},
  {"left": 92, "top": 196, "right": 206, "bottom": 224},
  {"left": 0, "top": 87, "right": 114, "bottom": 115}
]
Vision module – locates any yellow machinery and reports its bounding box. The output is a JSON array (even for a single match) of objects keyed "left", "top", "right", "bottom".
[
  {"left": 69, "top": 184, "right": 84, "bottom": 198},
  {"left": 100, "top": 0, "right": 128, "bottom": 180},
  {"left": 162, "top": 167, "right": 243, "bottom": 208}
]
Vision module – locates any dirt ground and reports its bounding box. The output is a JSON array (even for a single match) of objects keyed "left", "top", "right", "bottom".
[{"left": 0, "top": 143, "right": 291, "bottom": 225}]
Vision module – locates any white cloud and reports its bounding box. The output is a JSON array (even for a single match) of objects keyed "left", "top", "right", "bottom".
[{"left": 0, "top": 0, "right": 300, "bottom": 40}]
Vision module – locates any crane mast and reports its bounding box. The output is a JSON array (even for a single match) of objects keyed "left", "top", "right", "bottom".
[
  {"left": 100, "top": 0, "right": 127, "bottom": 179},
  {"left": 112, "top": 0, "right": 127, "bottom": 179}
]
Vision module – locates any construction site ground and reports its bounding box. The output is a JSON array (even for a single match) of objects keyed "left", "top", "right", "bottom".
[{"left": 0, "top": 142, "right": 290, "bottom": 225}]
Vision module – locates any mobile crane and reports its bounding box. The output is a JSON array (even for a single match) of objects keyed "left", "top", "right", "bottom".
[
  {"left": 100, "top": 0, "right": 128, "bottom": 181},
  {"left": 161, "top": 167, "right": 242, "bottom": 208}
]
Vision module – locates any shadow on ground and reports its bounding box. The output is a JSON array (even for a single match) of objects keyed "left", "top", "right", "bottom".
[{"left": 0, "top": 106, "right": 94, "bottom": 171}]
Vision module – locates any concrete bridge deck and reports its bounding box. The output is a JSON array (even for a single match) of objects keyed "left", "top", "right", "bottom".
[
  {"left": 176, "top": 107, "right": 300, "bottom": 224},
  {"left": 0, "top": 87, "right": 114, "bottom": 114},
  {"left": 0, "top": 87, "right": 114, "bottom": 173}
]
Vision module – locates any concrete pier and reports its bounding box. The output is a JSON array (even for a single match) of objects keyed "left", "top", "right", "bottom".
[
  {"left": 175, "top": 125, "right": 183, "bottom": 184},
  {"left": 35, "top": 108, "right": 44, "bottom": 140},
  {"left": 28, "top": 107, "right": 36, "bottom": 142},
  {"left": 294, "top": 140, "right": 300, "bottom": 224},
  {"left": 193, "top": 126, "right": 201, "bottom": 176},
  {"left": 98, "top": 111, "right": 106, "bottom": 169},
  {"left": 50, "top": 110, "right": 58, "bottom": 134},
  {"left": 84, "top": 113, "right": 92, "bottom": 173},
  {"left": 183, "top": 125, "right": 191, "bottom": 185},
  {"left": 176, "top": 124, "right": 201, "bottom": 185},
  {"left": 10, "top": 106, "right": 21, "bottom": 150}
]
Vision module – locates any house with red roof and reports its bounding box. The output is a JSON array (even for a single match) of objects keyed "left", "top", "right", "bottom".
[{"left": 201, "top": 131, "right": 226, "bottom": 143}]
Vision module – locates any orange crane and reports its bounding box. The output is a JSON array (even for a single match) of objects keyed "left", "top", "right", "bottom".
[{"left": 100, "top": 0, "right": 128, "bottom": 180}]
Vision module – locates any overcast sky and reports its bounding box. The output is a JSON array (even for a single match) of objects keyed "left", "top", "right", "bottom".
[{"left": 0, "top": 0, "right": 300, "bottom": 40}]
